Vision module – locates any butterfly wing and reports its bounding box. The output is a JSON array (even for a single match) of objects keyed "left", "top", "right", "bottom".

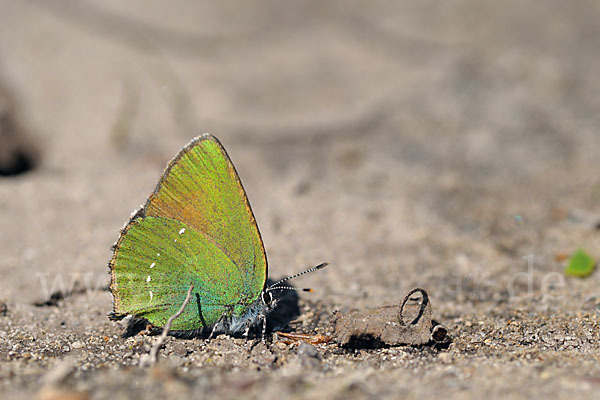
[
  {"left": 109, "top": 134, "right": 267, "bottom": 330},
  {"left": 111, "top": 217, "right": 245, "bottom": 330}
]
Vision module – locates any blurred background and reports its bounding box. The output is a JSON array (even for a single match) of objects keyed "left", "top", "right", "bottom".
[{"left": 1, "top": 1, "right": 600, "bottom": 398}]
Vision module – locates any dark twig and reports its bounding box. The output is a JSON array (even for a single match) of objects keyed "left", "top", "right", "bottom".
[{"left": 140, "top": 283, "right": 194, "bottom": 367}]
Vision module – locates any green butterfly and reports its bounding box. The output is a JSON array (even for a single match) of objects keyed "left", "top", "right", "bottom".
[{"left": 108, "top": 133, "right": 326, "bottom": 336}]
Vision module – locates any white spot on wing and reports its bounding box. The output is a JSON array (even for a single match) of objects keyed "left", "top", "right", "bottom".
[
  {"left": 149, "top": 262, "right": 155, "bottom": 268},
  {"left": 179, "top": 228, "right": 185, "bottom": 235},
  {"left": 146, "top": 275, "right": 151, "bottom": 283}
]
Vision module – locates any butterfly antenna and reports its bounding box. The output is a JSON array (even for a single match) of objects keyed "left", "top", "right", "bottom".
[
  {"left": 268, "top": 262, "right": 328, "bottom": 290},
  {"left": 268, "top": 286, "right": 315, "bottom": 293}
]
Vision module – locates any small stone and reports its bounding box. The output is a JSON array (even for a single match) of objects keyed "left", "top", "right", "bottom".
[
  {"left": 297, "top": 342, "right": 321, "bottom": 368},
  {"left": 275, "top": 341, "right": 287, "bottom": 350},
  {"left": 71, "top": 341, "right": 84, "bottom": 349},
  {"left": 37, "top": 388, "right": 90, "bottom": 400},
  {"left": 170, "top": 342, "right": 190, "bottom": 357},
  {"left": 438, "top": 352, "right": 452, "bottom": 364}
]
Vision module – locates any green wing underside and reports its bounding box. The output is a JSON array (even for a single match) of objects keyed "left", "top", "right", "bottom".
[
  {"left": 144, "top": 135, "right": 267, "bottom": 292},
  {"left": 111, "top": 216, "right": 259, "bottom": 331},
  {"left": 109, "top": 134, "right": 268, "bottom": 331}
]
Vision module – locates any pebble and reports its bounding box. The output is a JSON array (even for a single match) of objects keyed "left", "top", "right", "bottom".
[
  {"left": 37, "top": 388, "right": 90, "bottom": 400},
  {"left": 71, "top": 341, "right": 84, "bottom": 349},
  {"left": 275, "top": 341, "right": 287, "bottom": 350},
  {"left": 438, "top": 352, "right": 452, "bottom": 364},
  {"left": 297, "top": 342, "right": 322, "bottom": 368}
]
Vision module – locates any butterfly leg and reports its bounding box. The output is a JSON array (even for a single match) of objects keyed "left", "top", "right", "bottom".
[
  {"left": 259, "top": 313, "right": 267, "bottom": 342},
  {"left": 208, "top": 312, "right": 229, "bottom": 339},
  {"left": 208, "top": 321, "right": 220, "bottom": 339}
]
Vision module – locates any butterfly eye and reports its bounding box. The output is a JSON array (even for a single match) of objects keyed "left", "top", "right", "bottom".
[{"left": 262, "top": 290, "right": 273, "bottom": 305}]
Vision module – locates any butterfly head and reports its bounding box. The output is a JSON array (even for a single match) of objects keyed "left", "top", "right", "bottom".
[
  {"left": 261, "top": 262, "right": 329, "bottom": 306},
  {"left": 261, "top": 289, "right": 274, "bottom": 306},
  {"left": 227, "top": 263, "right": 328, "bottom": 337}
]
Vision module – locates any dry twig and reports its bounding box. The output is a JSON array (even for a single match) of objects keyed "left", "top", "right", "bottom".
[{"left": 140, "top": 283, "right": 194, "bottom": 367}]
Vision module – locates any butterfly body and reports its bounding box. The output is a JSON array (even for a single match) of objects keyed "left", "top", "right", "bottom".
[{"left": 109, "top": 134, "right": 269, "bottom": 334}]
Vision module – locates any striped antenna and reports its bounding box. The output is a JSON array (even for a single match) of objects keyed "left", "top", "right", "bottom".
[
  {"left": 268, "top": 262, "right": 329, "bottom": 291},
  {"left": 268, "top": 286, "right": 314, "bottom": 292}
]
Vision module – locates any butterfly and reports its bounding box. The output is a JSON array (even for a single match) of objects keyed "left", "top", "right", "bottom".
[{"left": 108, "top": 133, "right": 326, "bottom": 337}]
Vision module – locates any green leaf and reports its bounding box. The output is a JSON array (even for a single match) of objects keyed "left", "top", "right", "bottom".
[{"left": 564, "top": 248, "right": 596, "bottom": 278}]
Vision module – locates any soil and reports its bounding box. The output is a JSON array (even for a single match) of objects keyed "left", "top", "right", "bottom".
[{"left": 1, "top": 1, "right": 600, "bottom": 399}]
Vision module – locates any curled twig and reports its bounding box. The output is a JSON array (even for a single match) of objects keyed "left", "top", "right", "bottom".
[
  {"left": 333, "top": 287, "right": 450, "bottom": 347},
  {"left": 140, "top": 283, "right": 194, "bottom": 367}
]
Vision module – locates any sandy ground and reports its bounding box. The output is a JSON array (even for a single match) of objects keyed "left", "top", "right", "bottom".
[{"left": 1, "top": 1, "right": 600, "bottom": 399}]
